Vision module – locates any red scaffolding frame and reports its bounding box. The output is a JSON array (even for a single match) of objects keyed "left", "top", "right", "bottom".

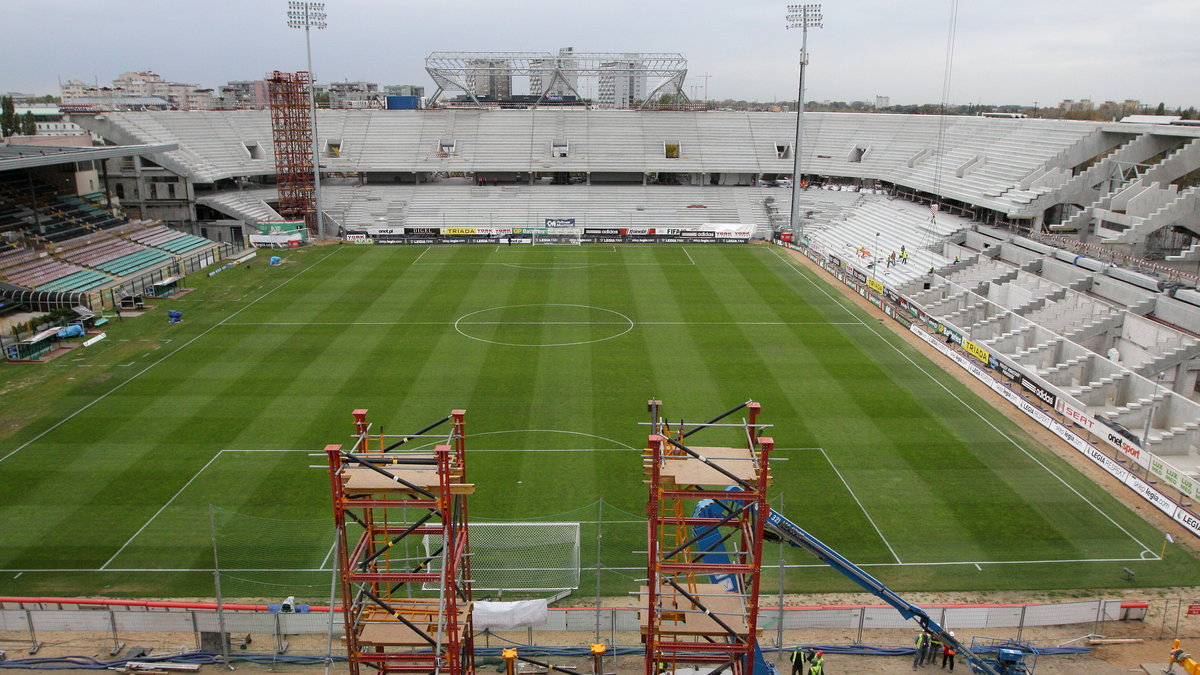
[
  {"left": 641, "top": 400, "right": 772, "bottom": 675},
  {"left": 326, "top": 408, "right": 475, "bottom": 675},
  {"left": 267, "top": 70, "right": 317, "bottom": 237}
]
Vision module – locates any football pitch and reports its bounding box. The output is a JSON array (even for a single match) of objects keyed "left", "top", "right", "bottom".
[{"left": 1, "top": 243, "right": 1196, "bottom": 599}]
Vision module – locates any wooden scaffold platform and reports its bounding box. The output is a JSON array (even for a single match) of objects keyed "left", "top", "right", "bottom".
[
  {"left": 641, "top": 400, "right": 774, "bottom": 675},
  {"left": 326, "top": 408, "right": 476, "bottom": 675}
]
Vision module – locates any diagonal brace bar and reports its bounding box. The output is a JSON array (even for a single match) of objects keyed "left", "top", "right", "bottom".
[
  {"left": 341, "top": 450, "right": 437, "bottom": 499},
  {"left": 661, "top": 577, "right": 743, "bottom": 640},
  {"left": 681, "top": 401, "right": 751, "bottom": 439},
  {"left": 383, "top": 416, "right": 452, "bottom": 452},
  {"left": 661, "top": 437, "right": 753, "bottom": 491}
]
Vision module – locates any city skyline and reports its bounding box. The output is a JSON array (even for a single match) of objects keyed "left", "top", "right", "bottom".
[{"left": 1, "top": 0, "right": 1196, "bottom": 109}]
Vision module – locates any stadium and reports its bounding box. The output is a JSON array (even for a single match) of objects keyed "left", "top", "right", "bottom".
[{"left": 3, "top": 11, "right": 1200, "bottom": 675}]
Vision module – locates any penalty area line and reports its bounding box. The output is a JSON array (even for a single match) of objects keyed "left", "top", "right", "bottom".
[
  {"left": 820, "top": 449, "right": 902, "bottom": 564},
  {"left": 100, "top": 450, "right": 226, "bottom": 570}
]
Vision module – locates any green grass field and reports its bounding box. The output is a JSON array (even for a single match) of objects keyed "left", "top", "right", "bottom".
[{"left": 1, "top": 243, "right": 1196, "bottom": 600}]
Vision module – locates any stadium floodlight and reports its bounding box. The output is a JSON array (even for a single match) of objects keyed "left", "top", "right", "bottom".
[
  {"left": 286, "top": 1, "right": 328, "bottom": 240},
  {"left": 786, "top": 3, "right": 822, "bottom": 239}
]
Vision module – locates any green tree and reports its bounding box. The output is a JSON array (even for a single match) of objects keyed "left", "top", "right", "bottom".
[
  {"left": 1155, "top": 102, "right": 1166, "bottom": 115},
  {"left": 0, "top": 96, "right": 16, "bottom": 137},
  {"left": 20, "top": 111, "right": 37, "bottom": 136}
]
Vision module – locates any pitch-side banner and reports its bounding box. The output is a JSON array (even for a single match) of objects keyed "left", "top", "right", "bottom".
[{"left": 962, "top": 338, "right": 990, "bottom": 365}]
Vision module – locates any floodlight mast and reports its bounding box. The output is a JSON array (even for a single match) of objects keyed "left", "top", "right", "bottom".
[
  {"left": 287, "top": 1, "right": 327, "bottom": 241},
  {"left": 786, "top": 4, "right": 822, "bottom": 240}
]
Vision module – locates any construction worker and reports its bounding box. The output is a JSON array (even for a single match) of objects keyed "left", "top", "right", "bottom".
[
  {"left": 941, "top": 633, "right": 956, "bottom": 671},
  {"left": 791, "top": 647, "right": 808, "bottom": 675},
  {"left": 926, "top": 634, "right": 942, "bottom": 667},
  {"left": 900, "top": 248, "right": 909, "bottom": 265},
  {"left": 808, "top": 650, "right": 825, "bottom": 675},
  {"left": 912, "top": 632, "right": 928, "bottom": 669}
]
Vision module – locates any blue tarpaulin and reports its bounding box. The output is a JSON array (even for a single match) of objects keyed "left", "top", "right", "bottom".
[{"left": 56, "top": 324, "right": 85, "bottom": 339}]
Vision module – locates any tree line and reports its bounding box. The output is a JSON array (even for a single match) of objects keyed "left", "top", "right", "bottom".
[{"left": 1, "top": 96, "right": 39, "bottom": 137}]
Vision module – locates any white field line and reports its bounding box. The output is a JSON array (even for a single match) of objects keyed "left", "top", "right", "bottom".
[
  {"left": 412, "top": 245, "right": 431, "bottom": 264},
  {"left": 682, "top": 247, "right": 696, "bottom": 266},
  {"left": 221, "top": 449, "right": 312, "bottom": 453},
  {"left": 820, "top": 448, "right": 903, "bottom": 564},
  {"left": 0, "top": 555, "right": 1156, "bottom": 574},
  {"left": 0, "top": 247, "right": 343, "bottom": 466},
  {"left": 100, "top": 450, "right": 225, "bottom": 570},
  {"left": 318, "top": 538, "right": 337, "bottom": 570},
  {"left": 767, "top": 247, "right": 1158, "bottom": 558},
  {"left": 411, "top": 262, "right": 695, "bottom": 266},
  {"left": 222, "top": 321, "right": 862, "bottom": 327}
]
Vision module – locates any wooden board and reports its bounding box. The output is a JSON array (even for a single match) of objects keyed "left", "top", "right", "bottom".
[
  {"left": 637, "top": 584, "right": 755, "bottom": 636},
  {"left": 651, "top": 446, "right": 760, "bottom": 487},
  {"left": 357, "top": 603, "right": 472, "bottom": 646},
  {"left": 343, "top": 456, "right": 471, "bottom": 494}
]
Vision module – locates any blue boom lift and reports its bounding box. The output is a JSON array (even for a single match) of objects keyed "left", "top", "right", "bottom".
[{"left": 693, "top": 492, "right": 1014, "bottom": 675}]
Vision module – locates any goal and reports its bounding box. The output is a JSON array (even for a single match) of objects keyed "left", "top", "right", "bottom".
[
  {"left": 532, "top": 232, "right": 582, "bottom": 246},
  {"left": 422, "top": 522, "right": 581, "bottom": 592}
]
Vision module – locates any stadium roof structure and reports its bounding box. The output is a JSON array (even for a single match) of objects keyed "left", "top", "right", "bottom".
[
  {"left": 424, "top": 51, "right": 689, "bottom": 109},
  {"left": 0, "top": 142, "right": 179, "bottom": 172}
]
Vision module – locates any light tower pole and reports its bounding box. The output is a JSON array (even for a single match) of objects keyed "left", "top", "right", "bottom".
[
  {"left": 786, "top": 4, "right": 822, "bottom": 239},
  {"left": 287, "top": 1, "right": 327, "bottom": 240}
]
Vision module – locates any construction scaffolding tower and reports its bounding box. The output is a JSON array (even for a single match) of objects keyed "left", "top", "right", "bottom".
[
  {"left": 325, "top": 408, "right": 475, "bottom": 675},
  {"left": 641, "top": 400, "right": 772, "bottom": 675},
  {"left": 267, "top": 70, "right": 317, "bottom": 237}
]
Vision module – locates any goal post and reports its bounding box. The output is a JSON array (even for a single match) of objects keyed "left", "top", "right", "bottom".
[{"left": 422, "top": 522, "right": 581, "bottom": 593}]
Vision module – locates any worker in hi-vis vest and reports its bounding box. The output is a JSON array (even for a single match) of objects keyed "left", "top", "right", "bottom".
[
  {"left": 791, "top": 647, "right": 809, "bottom": 675},
  {"left": 913, "top": 631, "right": 928, "bottom": 669},
  {"left": 808, "top": 650, "right": 825, "bottom": 675}
]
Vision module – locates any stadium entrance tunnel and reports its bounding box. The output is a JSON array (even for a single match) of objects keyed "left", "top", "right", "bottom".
[{"left": 454, "top": 303, "right": 634, "bottom": 347}]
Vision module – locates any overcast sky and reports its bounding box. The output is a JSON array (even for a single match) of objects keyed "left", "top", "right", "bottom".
[{"left": 2, "top": 0, "right": 1197, "bottom": 108}]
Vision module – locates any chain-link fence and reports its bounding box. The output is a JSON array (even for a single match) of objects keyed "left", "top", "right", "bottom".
[{"left": 6, "top": 596, "right": 1200, "bottom": 669}]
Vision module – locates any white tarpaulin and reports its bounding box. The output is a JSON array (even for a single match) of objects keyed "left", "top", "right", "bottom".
[{"left": 473, "top": 599, "right": 549, "bottom": 629}]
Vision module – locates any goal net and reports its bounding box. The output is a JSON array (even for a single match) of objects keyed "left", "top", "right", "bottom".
[
  {"left": 422, "top": 522, "right": 581, "bottom": 592},
  {"left": 532, "top": 233, "right": 582, "bottom": 246}
]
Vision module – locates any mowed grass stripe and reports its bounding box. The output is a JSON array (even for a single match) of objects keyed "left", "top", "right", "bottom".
[
  {"left": 0, "top": 244, "right": 1191, "bottom": 594},
  {"left": 0, "top": 249, "right": 346, "bottom": 569}
]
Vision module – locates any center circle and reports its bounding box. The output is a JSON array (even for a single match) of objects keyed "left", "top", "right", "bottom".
[{"left": 454, "top": 304, "right": 635, "bottom": 347}]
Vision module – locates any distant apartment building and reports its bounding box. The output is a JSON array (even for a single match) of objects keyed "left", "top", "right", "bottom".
[
  {"left": 61, "top": 71, "right": 216, "bottom": 109},
  {"left": 383, "top": 85, "right": 425, "bottom": 98},
  {"left": 326, "top": 81, "right": 382, "bottom": 108},
  {"left": 597, "top": 56, "right": 646, "bottom": 109},
  {"left": 468, "top": 60, "right": 512, "bottom": 100},
  {"left": 875, "top": 95, "right": 890, "bottom": 109},
  {"left": 220, "top": 80, "right": 270, "bottom": 109},
  {"left": 530, "top": 47, "right": 579, "bottom": 98},
  {"left": 1059, "top": 99, "right": 1095, "bottom": 112},
  {"left": 60, "top": 80, "right": 94, "bottom": 102}
]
